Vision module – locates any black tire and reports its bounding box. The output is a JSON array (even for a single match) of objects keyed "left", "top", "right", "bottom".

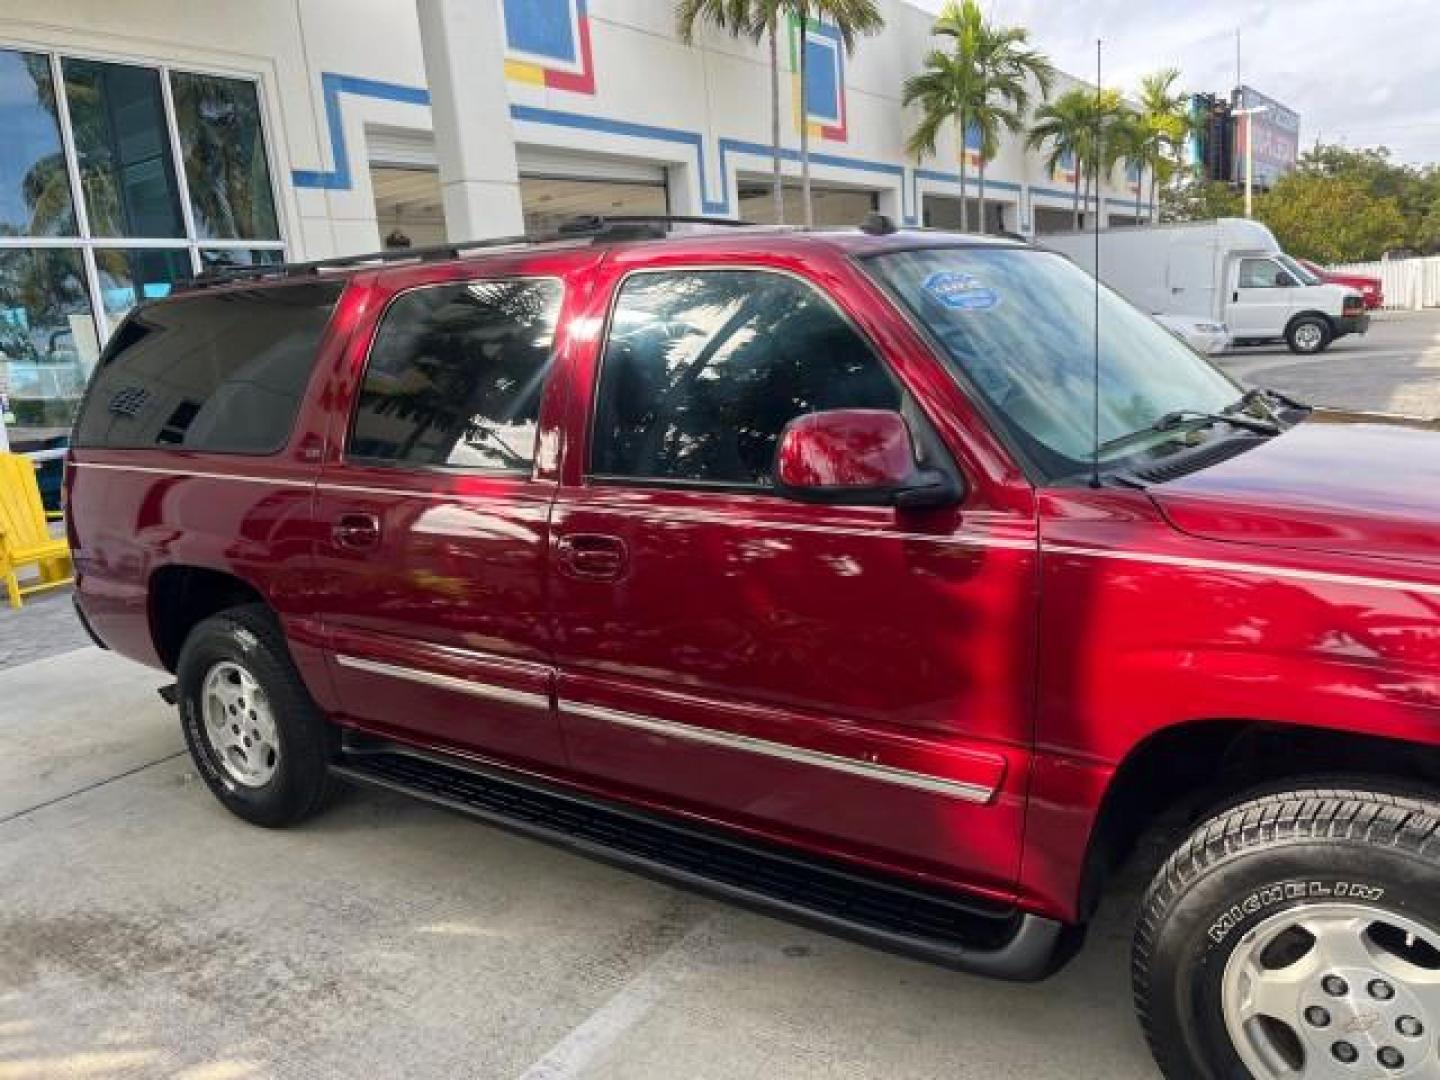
[
  {"left": 1133, "top": 787, "right": 1440, "bottom": 1079},
  {"left": 1285, "top": 316, "right": 1332, "bottom": 355},
  {"left": 176, "top": 603, "right": 337, "bottom": 827}
]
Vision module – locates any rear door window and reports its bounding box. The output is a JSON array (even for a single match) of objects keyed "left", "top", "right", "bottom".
[
  {"left": 590, "top": 269, "right": 900, "bottom": 487},
  {"left": 73, "top": 281, "right": 343, "bottom": 452},
  {"left": 348, "top": 278, "right": 563, "bottom": 471}
]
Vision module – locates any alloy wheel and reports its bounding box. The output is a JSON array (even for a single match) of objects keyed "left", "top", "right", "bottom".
[
  {"left": 200, "top": 660, "right": 281, "bottom": 788},
  {"left": 1223, "top": 902, "right": 1440, "bottom": 1078}
]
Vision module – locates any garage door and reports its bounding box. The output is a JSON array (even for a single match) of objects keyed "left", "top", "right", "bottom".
[
  {"left": 367, "top": 127, "right": 669, "bottom": 243},
  {"left": 737, "top": 181, "right": 877, "bottom": 227},
  {"left": 1033, "top": 205, "right": 1082, "bottom": 235},
  {"left": 922, "top": 195, "right": 1012, "bottom": 234}
]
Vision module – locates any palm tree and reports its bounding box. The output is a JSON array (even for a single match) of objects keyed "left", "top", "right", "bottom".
[
  {"left": 790, "top": 0, "right": 884, "bottom": 228},
  {"left": 904, "top": 49, "right": 975, "bottom": 230},
  {"left": 677, "top": 0, "right": 881, "bottom": 228},
  {"left": 912, "top": 1, "right": 1052, "bottom": 234},
  {"left": 1135, "top": 68, "right": 1192, "bottom": 223},
  {"left": 1028, "top": 86, "right": 1125, "bottom": 230},
  {"left": 1088, "top": 88, "right": 1128, "bottom": 227},
  {"left": 677, "top": 1, "right": 786, "bottom": 223},
  {"left": 1028, "top": 88, "right": 1092, "bottom": 229},
  {"left": 1109, "top": 109, "right": 1150, "bottom": 224}
]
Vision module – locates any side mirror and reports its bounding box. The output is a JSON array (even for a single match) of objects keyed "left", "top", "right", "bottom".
[
  {"left": 1276, "top": 271, "right": 1298, "bottom": 287},
  {"left": 773, "top": 409, "right": 962, "bottom": 510}
]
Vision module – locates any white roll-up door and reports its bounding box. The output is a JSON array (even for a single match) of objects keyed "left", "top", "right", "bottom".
[{"left": 366, "top": 126, "right": 665, "bottom": 186}]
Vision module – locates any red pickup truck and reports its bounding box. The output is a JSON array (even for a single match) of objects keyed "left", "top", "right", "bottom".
[{"left": 67, "top": 219, "right": 1440, "bottom": 1080}]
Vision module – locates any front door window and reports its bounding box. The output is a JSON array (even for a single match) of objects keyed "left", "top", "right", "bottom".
[
  {"left": 1238, "top": 258, "right": 1289, "bottom": 289},
  {"left": 591, "top": 269, "right": 902, "bottom": 487}
]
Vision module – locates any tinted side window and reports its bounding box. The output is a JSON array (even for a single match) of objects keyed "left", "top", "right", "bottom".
[
  {"left": 592, "top": 270, "right": 900, "bottom": 485},
  {"left": 73, "top": 282, "right": 342, "bottom": 452},
  {"left": 349, "top": 279, "right": 563, "bottom": 471}
]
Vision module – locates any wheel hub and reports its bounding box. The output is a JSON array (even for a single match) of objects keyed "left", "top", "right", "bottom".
[
  {"left": 200, "top": 660, "right": 280, "bottom": 788},
  {"left": 1296, "top": 324, "right": 1322, "bottom": 350},
  {"left": 1223, "top": 902, "right": 1440, "bottom": 1078}
]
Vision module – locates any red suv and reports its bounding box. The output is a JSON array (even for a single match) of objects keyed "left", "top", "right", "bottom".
[
  {"left": 1297, "top": 257, "right": 1385, "bottom": 310},
  {"left": 67, "top": 219, "right": 1440, "bottom": 1080}
]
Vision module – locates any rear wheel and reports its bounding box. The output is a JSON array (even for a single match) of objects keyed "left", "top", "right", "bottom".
[
  {"left": 1287, "top": 316, "right": 1332, "bottom": 354},
  {"left": 1134, "top": 787, "right": 1440, "bottom": 1079},
  {"left": 176, "top": 604, "right": 337, "bottom": 827}
]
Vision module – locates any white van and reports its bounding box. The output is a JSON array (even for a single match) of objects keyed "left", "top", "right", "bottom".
[{"left": 1042, "top": 218, "right": 1369, "bottom": 354}]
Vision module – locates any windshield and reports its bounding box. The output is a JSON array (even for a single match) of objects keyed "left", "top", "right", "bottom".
[
  {"left": 1276, "top": 253, "right": 1322, "bottom": 285},
  {"left": 867, "top": 246, "right": 1242, "bottom": 480}
]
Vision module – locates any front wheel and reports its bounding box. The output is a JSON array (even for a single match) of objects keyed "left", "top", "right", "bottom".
[
  {"left": 1134, "top": 787, "right": 1440, "bottom": 1079},
  {"left": 1286, "top": 316, "right": 1332, "bottom": 354}
]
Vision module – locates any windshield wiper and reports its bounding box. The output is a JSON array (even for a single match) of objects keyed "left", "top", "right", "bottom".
[
  {"left": 1097, "top": 409, "right": 1279, "bottom": 457},
  {"left": 1225, "top": 386, "right": 1306, "bottom": 425}
]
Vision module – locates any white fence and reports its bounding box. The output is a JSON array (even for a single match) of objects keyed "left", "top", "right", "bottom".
[{"left": 1328, "top": 256, "right": 1440, "bottom": 311}]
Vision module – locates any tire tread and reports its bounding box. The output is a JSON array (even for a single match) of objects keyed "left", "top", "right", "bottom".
[{"left": 1133, "top": 785, "right": 1440, "bottom": 1079}]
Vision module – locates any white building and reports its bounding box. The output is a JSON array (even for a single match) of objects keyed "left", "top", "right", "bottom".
[{"left": 0, "top": 0, "right": 1147, "bottom": 452}]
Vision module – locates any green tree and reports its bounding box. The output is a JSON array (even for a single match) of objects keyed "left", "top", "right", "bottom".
[
  {"left": 1421, "top": 194, "right": 1440, "bottom": 254},
  {"left": 904, "top": 1, "right": 1053, "bottom": 234},
  {"left": 1258, "top": 173, "right": 1409, "bottom": 263},
  {"left": 1089, "top": 88, "right": 1129, "bottom": 219},
  {"left": 1294, "top": 143, "right": 1440, "bottom": 252},
  {"left": 679, "top": 0, "right": 883, "bottom": 228},
  {"left": 1134, "top": 68, "right": 1193, "bottom": 224},
  {"left": 1161, "top": 176, "right": 1242, "bottom": 222},
  {"left": 1109, "top": 109, "right": 1149, "bottom": 224},
  {"left": 1027, "top": 86, "right": 1123, "bottom": 230},
  {"left": 791, "top": 0, "right": 885, "bottom": 227},
  {"left": 677, "top": 1, "right": 785, "bottom": 223},
  {"left": 1027, "top": 89, "right": 1091, "bottom": 229}
]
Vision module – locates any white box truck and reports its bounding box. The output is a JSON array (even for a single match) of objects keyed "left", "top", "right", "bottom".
[{"left": 1042, "top": 218, "right": 1369, "bottom": 354}]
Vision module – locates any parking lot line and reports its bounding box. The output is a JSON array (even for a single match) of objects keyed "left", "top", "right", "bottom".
[
  {"left": 515, "top": 919, "right": 715, "bottom": 1080},
  {"left": 0, "top": 750, "right": 185, "bottom": 828}
]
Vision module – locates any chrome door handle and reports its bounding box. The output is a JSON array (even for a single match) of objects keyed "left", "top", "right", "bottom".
[{"left": 556, "top": 533, "right": 627, "bottom": 581}]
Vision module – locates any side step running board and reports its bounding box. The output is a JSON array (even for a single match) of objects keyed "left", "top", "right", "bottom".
[{"left": 332, "top": 740, "right": 1066, "bottom": 981}]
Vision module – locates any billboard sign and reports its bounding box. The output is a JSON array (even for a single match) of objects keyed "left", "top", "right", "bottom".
[{"left": 1232, "top": 85, "right": 1300, "bottom": 189}]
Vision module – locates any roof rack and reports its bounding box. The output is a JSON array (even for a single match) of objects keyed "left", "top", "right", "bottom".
[{"left": 175, "top": 214, "right": 753, "bottom": 293}]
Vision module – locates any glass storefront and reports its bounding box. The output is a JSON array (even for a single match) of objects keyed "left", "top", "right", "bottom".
[{"left": 0, "top": 48, "right": 284, "bottom": 450}]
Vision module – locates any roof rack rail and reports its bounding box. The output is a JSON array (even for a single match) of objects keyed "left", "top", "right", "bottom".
[{"left": 175, "top": 213, "right": 753, "bottom": 293}]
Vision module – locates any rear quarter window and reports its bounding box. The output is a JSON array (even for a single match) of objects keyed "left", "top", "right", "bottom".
[{"left": 73, "top": 281, "right": 343, "bottom": 453}]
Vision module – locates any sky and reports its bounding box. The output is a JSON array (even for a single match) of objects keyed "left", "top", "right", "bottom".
[{"left": 913, "top": 0, "right": 1440, "bottom": 166}]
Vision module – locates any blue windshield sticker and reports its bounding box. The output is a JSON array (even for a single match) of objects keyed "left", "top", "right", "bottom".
[{"left": 923, "top": 271, "right": 999, "bottom": 311}]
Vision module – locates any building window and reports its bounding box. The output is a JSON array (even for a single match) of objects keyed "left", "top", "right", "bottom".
[
  {"left": 0, "top": 47, "right": 285, "bottom": 450},
  {"left": 171, "top": 72, "right": 280, "bottom": 241},
  {"left": 0, "top": 50, "right": 76, "bottom": 237},
  {"left": 62, "top": 59, "right": 186, "bottom": 239}
]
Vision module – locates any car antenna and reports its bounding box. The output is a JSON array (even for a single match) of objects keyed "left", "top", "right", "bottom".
[{"left": 1090, "top": 38, "right": 1103, "bottom": 490}]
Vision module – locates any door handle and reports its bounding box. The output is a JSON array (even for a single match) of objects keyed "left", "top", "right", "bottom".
[
  {"left": 1233, "top": 291, "right": 1239, "bottom": 302},
  {"left": 333, "top": 512, "right": 381, "bottom": 551},
  {"left": 556, "top": 533, "right": 627, "bottom": 582}
]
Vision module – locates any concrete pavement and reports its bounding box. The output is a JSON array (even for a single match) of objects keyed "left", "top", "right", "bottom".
[
  {"left": 1217, "top": 308, "right": 1440, "bottom": 416},
  {"left": 0, "top": 646, "right": 1159, "bottom": 1079}
]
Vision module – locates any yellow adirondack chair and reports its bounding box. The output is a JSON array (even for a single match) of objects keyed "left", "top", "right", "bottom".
[{"left": 0, "top": 452, "right": 72, "bottom": 609}]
